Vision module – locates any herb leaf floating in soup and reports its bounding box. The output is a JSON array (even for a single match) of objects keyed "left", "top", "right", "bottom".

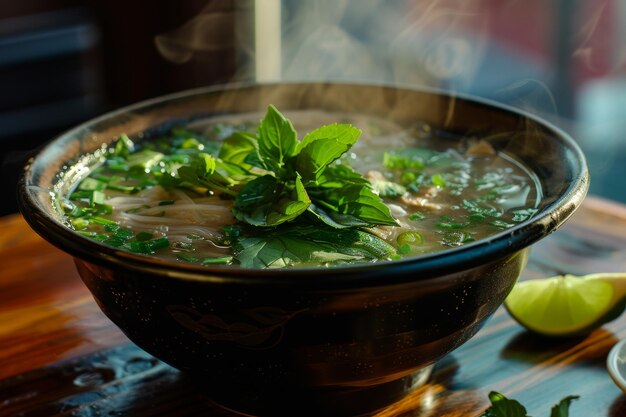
[{"left": 61, "top": 106, "right": 540, "bottom": 268}]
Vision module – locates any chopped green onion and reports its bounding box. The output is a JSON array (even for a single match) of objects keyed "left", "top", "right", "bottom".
[
  {"left": 468, "top": 213, "right": 485, "bottom": 222},
  {"left": 177, "top": 253, "right": 200, "bottom": 263},
  {"left": 181, "top": 138, "right": 203, "bottom": 149},
  {"left": 104, "top": 223, "right": 120, "bottom": 232},
  {"left": 106, "top": 183, "right": 139, "bottom": 193},
  {"left": 408, "top": 212, "right": 424, "bottom": 221},
  {"left": 91, "top": 216, "right": 117, "bottom": 226},
  {"left": 201, "top": 256, "right": 233, "bottom": 265},
  {"left": 431, "top": 174, "right": 447, "bottom": 187},
  {"left": 71, "top": 217, "right": 90, "bottom": 230},
  {"left": 398, "top": 244, "right": 412, "bottom": 255},
  {"left": 511, "top": 208, "right": 538, "bottom": 222},
  {"left": 400, "top": 172, "right": 417, "bottom": 185},
  {"left": 437, "top": 217, "right": 470, "bottom": 229},
  {"left": 383, "top": 152, "right": 425, "bottom": 170},
  {"left": 135, "top": 232, "right": 154, "bottom": 241},
  {"left": 78, "top": 178, "right": 106, "bottom": 191},
  {"left": 114, "top": 134, "right": 134, "bottom": 157},
  {"left": 441, "top": 231, "right": 474, "bottom": 247},
  {"left": 69, "top": 190, "right": 93, "bottom": 200},
  {"left": 397, "top": 231, "right": 424, "bottom": 247},
  {"left": 69, "top": 206, "right": 87, "bottom": 218},
  {"left": 490, "top": 220, "right": 515, "bottom": 229},
  {"left": 103, "top": 237, "right": 126, "bottom": 248},
  {"left": 114, "top": 228, "right": 134, "bottom": 240},
  {"left": 126, "top": 237, "right": 169, "bottom": 254},
  {"left": 90, "top": 190, "right": 106, "bottom": 206},
  {"left": 126, "top": 150, "right": 164, "bottom": 170},
  {"left": 462, "top": 199, "right": 501, "bottom": 217},
  {"left": 92, "top": 203, "right": 112, "bottom": 215}
]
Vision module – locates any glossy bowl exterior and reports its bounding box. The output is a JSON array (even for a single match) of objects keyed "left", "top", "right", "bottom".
[{"left": 18, "top": 83, "right": 588, "bottom": 416}]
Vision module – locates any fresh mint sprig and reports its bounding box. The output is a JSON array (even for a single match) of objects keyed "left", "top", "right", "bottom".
[
  {"left": 227, "top": 224, "right": 397, "bottom": 268},
  {"left": 481, "top": 391, "right": 579, "bottom": 417},
  {"left": 231, "top": 105, "right": 398, "bottom": 228}
]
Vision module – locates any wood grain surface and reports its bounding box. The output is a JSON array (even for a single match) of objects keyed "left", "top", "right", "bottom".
[{"left": 1, "top": 196, "right": 626, "bottom": 417}]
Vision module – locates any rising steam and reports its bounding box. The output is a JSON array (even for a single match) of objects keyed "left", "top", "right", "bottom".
[
  {"left": 154, "top": 0, "right": 494, "bottom": 90},
  {"left": 154, "top": 2, "right": 238, "bottom": 64}
]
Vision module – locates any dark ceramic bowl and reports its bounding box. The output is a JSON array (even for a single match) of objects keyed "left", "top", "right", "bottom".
[{"left": 18, "top": 83, "right": 588, "bottom": 416}]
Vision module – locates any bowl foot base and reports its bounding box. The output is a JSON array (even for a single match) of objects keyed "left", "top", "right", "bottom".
[{"left": 202, "top": 364, "right": 434, "bottom": 417}]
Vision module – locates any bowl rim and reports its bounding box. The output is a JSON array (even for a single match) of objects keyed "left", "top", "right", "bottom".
[{"left": 18, "top": 81, "right": 589, "bottom": 287}]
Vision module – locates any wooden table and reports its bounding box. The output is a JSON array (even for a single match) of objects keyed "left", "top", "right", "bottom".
[{"left": 2, "top": 196, "right": 626, "bottom": 417}]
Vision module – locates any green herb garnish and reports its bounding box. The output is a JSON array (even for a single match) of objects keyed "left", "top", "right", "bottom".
[
  {"left": 369, "top": 177, "right": 407, "bottom": 198},
  {"left": 66, "top": 105, "right": 536, "bottom": 268},
  {"left": 431, "top": 173, "right": 447, "bottom": 187},
  {"left": 511, "top": 208, "right": 538, "bottom": 222},
  {"left": 230, "top": 224, "right": 396, "bottom": 268},
  {"left": 408, "top": 211, "right": 425, "bottom": 221},
  {"left": 481, "top": 391, "right": 579, "bottom": 417},
  {"left": 65, "top": 105, "right": 400, "bottom": 267},
  {"left": 228, "top": 105, "right": 398, "bottom": 228}
]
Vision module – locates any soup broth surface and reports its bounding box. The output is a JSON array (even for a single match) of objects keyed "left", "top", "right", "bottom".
[{"left": 62, "top": 110, "right": 541, "bottom": 268}]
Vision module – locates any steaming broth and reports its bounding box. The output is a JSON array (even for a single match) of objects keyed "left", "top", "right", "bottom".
[{"left": 63, "top": 110, "right": 540, "bottom": 268}]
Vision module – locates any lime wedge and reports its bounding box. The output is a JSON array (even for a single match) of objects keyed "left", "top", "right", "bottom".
[{"left": 504, "top": 273, "right": 626, "bottom": 337}]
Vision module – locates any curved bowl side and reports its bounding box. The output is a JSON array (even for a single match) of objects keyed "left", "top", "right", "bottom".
[{"left": 74, "top": 248, "right": 528, "bottom": 415}]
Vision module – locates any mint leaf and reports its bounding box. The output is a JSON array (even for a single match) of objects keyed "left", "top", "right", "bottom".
[
  {"left": 257, "top": 105, "right": 298, "bottom": 175},
  {"left": 216, "top": 133, "right": 260, "bottom": 181},
  {"left": 309, "top": 174, "right": 397, "bottom": 227},
  {"left": 219, "top": 131, "right": 258, "bottom": 169},
  {"left": 296, "top": 124, "right": 361, "bottom": 182},
  {"left": 481, "top": 391, "right": 530, "bottom": 417},
  {"left": 481, "top": 391, "right": 579, "bottom": 417},
  {"left": 233, "top": 174, "right": 311, "bottom": 227},
  {"left": 232, "top": 225, "right": 396, "bottom": 268},
  {"left": 306, "top": 165, "right": 397, "bottom": 228},
  {"left": 177, "top": 153, "right": 235, "bottom": 196},
  {"left": 233, "top": 175, "right": 281, "bottom": 225},
  {"left": 164, "top": 106, "right": 398, "bottom": 230},
  {"left": 316, "top": 163, "right": 369, "bottom": 187},
  {"left": 308, "top": 203, "right": 372, "bottom": 228},
  {"left": 550, "top": 396, "right": 579, "bottom": 417},
  {"left": 297, "top": 137, "right": 356, "bottom": 182},
  {"left": 299, "top": 123, "right": 361, "bottom": 150},
  {"left": 337, "top": 185, "right": 398, "bottom": 226},
  {"left": 265, "top": 175, "right": 311, "bottom": 226}
]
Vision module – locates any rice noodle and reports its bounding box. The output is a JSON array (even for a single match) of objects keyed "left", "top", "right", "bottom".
[{"left": 106, "top": 185, "right": 234, "bottom": 243}]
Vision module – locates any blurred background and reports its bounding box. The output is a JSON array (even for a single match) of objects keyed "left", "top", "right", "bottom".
[{"left": 1, "top": 0, "right": 624, "bottom": 216}]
